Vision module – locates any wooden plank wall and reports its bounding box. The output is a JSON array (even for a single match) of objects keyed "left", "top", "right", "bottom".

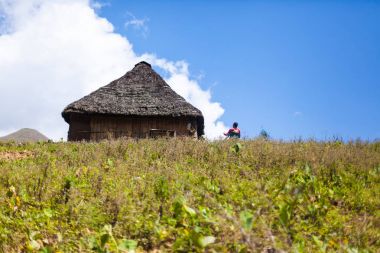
[
  {"left": 68, "top": 115, "right": 91, "bottom": 141},
  {"left": 89, "top": 116, "right": 198, "bottom": 141}
]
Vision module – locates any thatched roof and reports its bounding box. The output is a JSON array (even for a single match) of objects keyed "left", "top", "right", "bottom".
[{"left": 62, "top": 61, "right": 204, "bottom": 127}]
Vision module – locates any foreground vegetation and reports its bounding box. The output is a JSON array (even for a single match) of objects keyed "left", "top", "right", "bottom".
[{"left": 0, "top": 138, "right": 379, "bottom": 252}]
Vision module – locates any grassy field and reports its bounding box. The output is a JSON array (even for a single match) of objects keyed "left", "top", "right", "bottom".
[{"left": 0, "top": 139, "right": 379, "bottom": 252}]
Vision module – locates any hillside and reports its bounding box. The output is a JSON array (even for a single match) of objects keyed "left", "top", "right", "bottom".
[
  {"left": 0, "top": 128, "right": 49, "bottom": 143},
  {"left": 0, "top": 139, "right": 379, "bottom": 252}
]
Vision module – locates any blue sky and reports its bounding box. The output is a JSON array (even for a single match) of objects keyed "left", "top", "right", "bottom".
[
  {"left": 0, "top": 0, "right": 379, "bottom": 140},
  {"left": 99, "top": 0, "right": 380, "bottom": 140}
]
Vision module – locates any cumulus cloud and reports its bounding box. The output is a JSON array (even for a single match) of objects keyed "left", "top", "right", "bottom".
[{"left": 0, "top": 0, "right": 226, "bottom": 140}]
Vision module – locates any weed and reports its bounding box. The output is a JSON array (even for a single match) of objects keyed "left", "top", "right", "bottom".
[{"left": 0, "top": 139, "right": 379, "bottom": 252}]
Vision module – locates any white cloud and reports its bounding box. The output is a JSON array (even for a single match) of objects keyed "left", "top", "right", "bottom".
[
  {"left": 293, "top": 111, "right": 303, "bottom": 117},
  {"left": 0, "top": 0, "right": 226, "bottom": 140},
  {"left": 124, "top": 11, "right": 149, "bottom": 38},
  {"left": 144, "top": 56, "right": 227, "bottom": 139},
  {"left": 90, "top": 1, "right": 109, "bottom": 10}
]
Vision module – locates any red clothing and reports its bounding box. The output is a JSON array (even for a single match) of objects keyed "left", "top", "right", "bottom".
[{"left": 224, "top": 127, "right": 240, "bottom": 137}]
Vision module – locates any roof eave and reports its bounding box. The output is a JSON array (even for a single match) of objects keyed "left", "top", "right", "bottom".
[{"left": 62, "top": 110, "right": 203, "bottom": 120}]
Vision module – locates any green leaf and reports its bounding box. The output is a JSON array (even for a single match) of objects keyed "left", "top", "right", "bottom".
[
  {"left": 240, "top": 210, "right": 254, "bottom": 230},
  {"left": 43, "top": 208, "right": 53, "bottom": 218},
  {"left": 173, "top": 199, "right": 184, "bottom": 218},
  {"left": 118, "top": 239, "right": 137, "bottom": 252},
  {"left": 154, "top": 176, "right": 169, "bottom": 200},
  {"left": 107, "top": 158, "right": 114, "bottom": 167},
  {"left": 88, "top": 236, "right": 99, "bottom": 250},
  {"left": 39, "top": 246, "right": 54, "bottom": 253},
  {"left": 103, "top": 224, "right": 113, "bottom": 234},
  {"left": 197, "top": 236, "right": 216, "bottom": 248},
  {"left": 100, "top": 233, "right": 110, "bottom": 248},
  {"left": 184, "top": 205, "right": 196, "bottom": 217},
  {"left": 279, "top": 204, "right": 290, "bottom": 226},
  {"left": 312, "top": 236, "right": 327, "bottom": 252}
]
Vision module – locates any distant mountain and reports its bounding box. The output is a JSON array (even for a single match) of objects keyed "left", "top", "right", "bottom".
[{"left": 0, "top": 128, "right": 49, "bottom": 143}]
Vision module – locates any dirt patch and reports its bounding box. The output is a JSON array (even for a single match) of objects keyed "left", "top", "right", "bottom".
[{"left": 0, "top": 151, "right": 33, "bottom": 160}]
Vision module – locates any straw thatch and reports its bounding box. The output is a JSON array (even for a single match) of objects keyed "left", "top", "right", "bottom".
[{"left": 62, "top": 61, "right": 204, "bottom": 139}]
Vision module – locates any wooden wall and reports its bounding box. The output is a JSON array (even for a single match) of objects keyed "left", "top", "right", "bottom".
[
  {"left": 68, "top": 114, "right": 90, "bottom": 141},
  {"left": 68, "top": 115, "right": 198, "bottom": 141}
]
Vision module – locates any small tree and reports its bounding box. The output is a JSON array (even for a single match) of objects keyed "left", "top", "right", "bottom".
[{"left": 259, "top": 129, "right": 270, "bottom": 140}]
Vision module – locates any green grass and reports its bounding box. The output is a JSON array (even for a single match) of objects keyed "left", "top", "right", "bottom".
[{"left": 0, "top": 139, "right": 379, "bottom": 252}]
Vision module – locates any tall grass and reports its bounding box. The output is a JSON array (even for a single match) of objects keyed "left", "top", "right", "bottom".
[{"left": 0, "top": 139, "right": 379, "bottom": 252}]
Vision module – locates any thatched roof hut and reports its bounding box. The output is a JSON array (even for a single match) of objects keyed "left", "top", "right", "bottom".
[{"left": 62, "top": 61, "right": 204, "bottom": 141}]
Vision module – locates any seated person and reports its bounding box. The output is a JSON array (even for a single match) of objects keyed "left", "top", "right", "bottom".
[{"left": 224, "top": 122, "right": 240, "bottom": 138}]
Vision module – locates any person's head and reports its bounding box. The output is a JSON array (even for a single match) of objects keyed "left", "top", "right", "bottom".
[{"left": 233, "top": 122, "right": 238, "bottom": 128}]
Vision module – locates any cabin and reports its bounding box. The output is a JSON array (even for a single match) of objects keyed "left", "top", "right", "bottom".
[{"left": 62, "top": 61, "right": 204, "bottom": 141}]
